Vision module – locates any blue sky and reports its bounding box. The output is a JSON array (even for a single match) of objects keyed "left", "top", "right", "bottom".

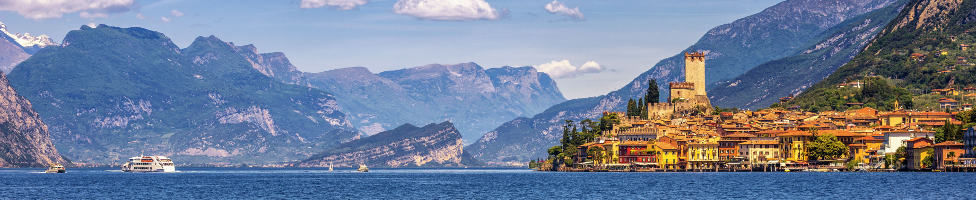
[{"left": 0, "top": 0, "right": 782, "bottom": 99}]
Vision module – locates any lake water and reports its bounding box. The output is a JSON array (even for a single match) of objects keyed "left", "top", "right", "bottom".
[{"left": 1, "top": 168, "right": 975, "bottom": 199}]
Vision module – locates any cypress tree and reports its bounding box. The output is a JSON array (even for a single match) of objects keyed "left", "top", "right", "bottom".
[
  {"left": 646, "top": 79, "right": 660, "bottom": 104},
  {"left": 627, "top": 99, "right": 637, "bottom": 116}
]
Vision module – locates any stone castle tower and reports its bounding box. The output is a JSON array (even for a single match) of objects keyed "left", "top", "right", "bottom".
[{"left": 684, "top": 52, "right": 706, "bottom": 96}]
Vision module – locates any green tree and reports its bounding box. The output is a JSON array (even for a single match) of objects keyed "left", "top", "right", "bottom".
[
  {"left": 598, "top": 113, "right": 621, "bottom": 132},
  {"left": 587, "top": 146, "right": 605, "bottom": 164},
  {"left": 922, "top": 149, "right": 935, "bottom": 169},
  {"left": 807, "top": 134, "right": 847, "bottom": 160},
  {"left": 626, "top": 99, "right": 637, "bottom": 117},
  {"left": 637, "top": 98, "right": 645, "bottom": 118},
  {"left": 646, "top": 79, "right": 659, "bottom": 104},
  {"left": 935, "top": 120, "right": 963, "bottom": 143}
]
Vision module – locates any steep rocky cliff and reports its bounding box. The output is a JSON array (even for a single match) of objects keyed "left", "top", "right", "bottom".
[
  {"left": 297, "top": 121, "right": 473, "bottom": 168},
  {"left": 8, "top": 25, "right": 357, "bottom": 165},
  {"left": 0, "top": 72, "right": 66, "bottom": 167},
  {"left": 467, "top": 0, "right": 899, "bottom": 165}
]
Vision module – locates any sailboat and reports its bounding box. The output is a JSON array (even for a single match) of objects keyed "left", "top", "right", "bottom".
[{"left": 328, "top": 163, "right": 333, "bottom": 172}]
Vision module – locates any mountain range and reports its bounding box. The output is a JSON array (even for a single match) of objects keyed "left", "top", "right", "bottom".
[
  {"left": 467, "top": 0, "right": 901, "bottom": 165},
  {"left": 279, "top": 62, "right": 565, "bottom": 142},
  {"left": 8, "top": 25, "right": 358, "bottom": 165}
]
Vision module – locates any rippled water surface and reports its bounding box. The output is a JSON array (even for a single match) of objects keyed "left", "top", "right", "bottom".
[{"left": 2, "top": 168, "right": 975, "bottom": 199}]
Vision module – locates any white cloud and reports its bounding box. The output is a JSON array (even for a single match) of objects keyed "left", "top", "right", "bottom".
[
  {"left": 300, "top": 0, "right": 368, "bottom": 10},
  {"left": 160, "top": 16, "right": 171, "bottom": 22},
  {"left": 79, "top": 11, "right": 108, "bottom": 19},
  {"left": 170, "top": 9, "right": 184, "bottom": 17},
  {"left": 0, "top": 0, "right": 134, "bottom": 19},
  {"left": 534, "top": 60, "right": 605, "bottom": 79},
  {"left": 544, "top": 0, "right": 583, "bottom": 20},
  {"left": 393, "top": 0, "right": 500, "bottom": 21},
  {"left": 136, "top": 13, "right": 145, "bottom": 19}
]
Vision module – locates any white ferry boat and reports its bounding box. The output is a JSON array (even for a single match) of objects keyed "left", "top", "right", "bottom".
[{"left": 121, "top": 155, "right": 176, "bottom": 172}]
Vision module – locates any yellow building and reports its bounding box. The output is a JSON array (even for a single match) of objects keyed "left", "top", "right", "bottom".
[
  {"left": 686, "top": 140, "right": 719, "bottom": 170},
  {"left": 600, "top": 138, "right": 621, "bottom": 165},
  {"left": 778, "top": 131, "right": 813, "bottom": 162},
  {"left": 656, "top": 141, "right": 680, "bottom": 170}
]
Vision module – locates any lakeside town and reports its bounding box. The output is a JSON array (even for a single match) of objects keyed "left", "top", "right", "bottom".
[{"left": 531, "top": 52, "right": 976, "bottom": 172}]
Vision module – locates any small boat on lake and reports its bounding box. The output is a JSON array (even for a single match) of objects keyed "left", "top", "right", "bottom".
[
  {"left": 329, "top": 163, "right": 333, "bottom": 172},
  {"left": 45, "top": 163, "right": 66, "bottom": 173},
  {"left": 357, "top": 164, "right": 369, "bottom": 172},
  {"left": 121, "top": 155, "right": 176, "bottom": 172}
]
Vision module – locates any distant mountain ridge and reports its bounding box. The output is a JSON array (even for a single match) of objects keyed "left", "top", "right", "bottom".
[
  {"left": 269, "top": 61, "right": 565, "bottom": 142},
  {"left": 466, "top": 0, "right": 899, "bottom": 165},
  {"left": 8, "top": 25, "right": 358, "bottom": 165}
]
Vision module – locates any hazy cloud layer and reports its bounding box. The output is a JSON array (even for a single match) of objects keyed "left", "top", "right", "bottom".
[
  {"left": 0, "top": 0, "right": 134, "bottom": 19},
  {"left": 300, "top": 0, "right": 368, "bottom": 10},
  {"left": 535, "top": 60, "right": 604, "bottom": 79},
  {"left": 394, "top": 0, "right": 500, "bottom": 21},
  {"left": 544, "top": 0, "right": 583, "bottom": 20}
]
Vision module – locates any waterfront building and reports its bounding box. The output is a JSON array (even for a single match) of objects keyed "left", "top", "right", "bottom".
[
  {"left": 905, "top": 137, "right": 934, "bottom": 170},
  {"left": 738, "top": 140, "right": 779, "bottom": 166},
  {"left": 933, "top": 141, "right": 965, "bottom": 170},
  {"left": 686, "top": 140, "right": 719, "bottom": 170},
  {"left": 618, "top": 141, "right": 655, "bottom": 164},
  {"left": 964, "top": 127, "right": 976, "bottom": 158},
  {"left": 883, "top": 128, "right": 935, "bottom": 154},
  {"left": 719, "top": 133, "right": 754, "bottom": 161},
  {"left": 778, "top": 130, "right": 813, "bottom": 162},
  {"left": 656, "top": 142, "right": 680, "bottom": 170}
]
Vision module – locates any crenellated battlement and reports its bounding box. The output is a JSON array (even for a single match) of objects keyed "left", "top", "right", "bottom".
[{"left": 669, "top": 82, "right": 695, "bottom": 89}]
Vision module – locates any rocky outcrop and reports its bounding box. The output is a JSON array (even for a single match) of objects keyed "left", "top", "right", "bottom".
[
  {"left": 8, "top": 25, "right": 357, "bottom": 165},
  {"left": 0, "top": 72, "right": 66, "bottom": 167},
  {"left": 297, "top": 121, "right": 470, "bottom": 168}
]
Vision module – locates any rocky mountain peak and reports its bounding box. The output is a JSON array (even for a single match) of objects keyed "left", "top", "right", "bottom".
[{"left": 0, "top": 21, "right": 57, "bottom": 49}]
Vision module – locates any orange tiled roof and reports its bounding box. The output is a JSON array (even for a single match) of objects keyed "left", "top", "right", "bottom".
[
  {"left": 818, "top": 130, "right": 863, "bottom": 137},
  {"left": 854, "top": 136, "right": 884, "bottom": 141},
  {"left": 656, "top": 142, "right": 677, "bottom": 150},
  {"left": 740, "top": 140, "right": 779, "bottom": 145},
  {"left": 934, "top": 141, "right": 964, "bottom": 147},
  {"left": 779, "top": 130, "right": 813, "bottom": 137},
  {"left": 724, "top": 133, "right": 757, "bottom": 138}
]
